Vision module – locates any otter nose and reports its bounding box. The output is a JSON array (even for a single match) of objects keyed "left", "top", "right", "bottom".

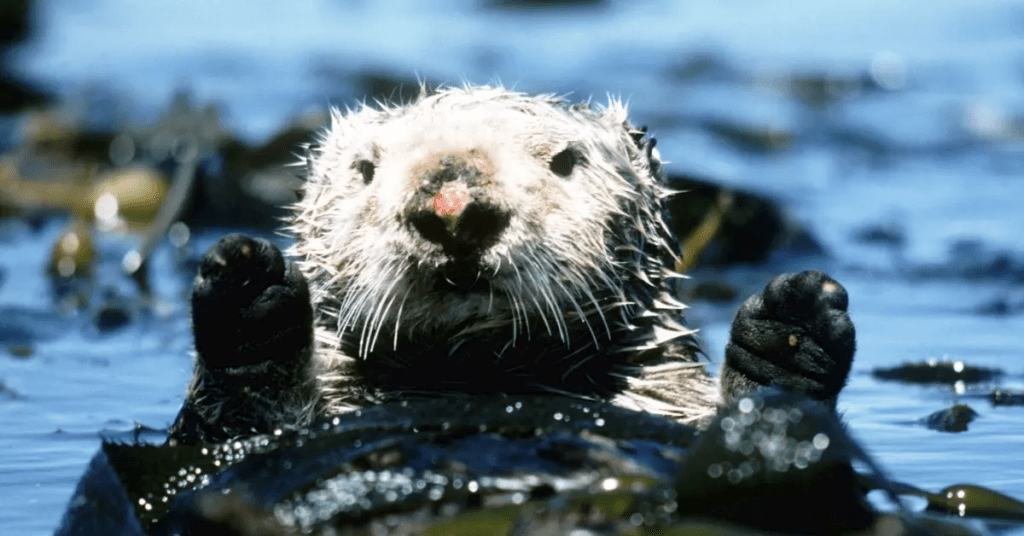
[
  {"left": 409, "top": 195, "right": 511, "bottom": 259},
  {"left": 407, "top": 151, "right": 510, "bottom": 258}
]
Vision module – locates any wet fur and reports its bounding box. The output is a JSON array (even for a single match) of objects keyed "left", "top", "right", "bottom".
[
  {"left": 171, "top": 85, "right": 855, "bottom": 443},
  {"left": 292, "top": 86, "right": 716, "bottom": 422}
]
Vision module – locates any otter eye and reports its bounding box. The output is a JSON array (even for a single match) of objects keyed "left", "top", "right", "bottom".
[
  {"left": 356, "top": 159, "right": 375, "bottom": 184},
  {"left": 549, "top": 148, "right": 577, "bottom": 177}
]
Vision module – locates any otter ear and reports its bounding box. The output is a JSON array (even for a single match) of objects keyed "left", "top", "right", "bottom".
[
  {"left": 627, "top": 124, "right": 665, "bottom": 183},
  {"left": 601, "top": 98, "right": 665, "bottom": 182}
]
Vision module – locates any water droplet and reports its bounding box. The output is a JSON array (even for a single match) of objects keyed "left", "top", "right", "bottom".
[
  {"left": 94, "top": 193, "right": 119, "bottom": 227},
  {"left": 56, "top": 256, "right": 75, "bottom": 277},
  {"left": 738, "top": 398, "right": 754, "bottom": 413},
  {"left": 168, "top": 221, "right": 190, "bottom": 247}
]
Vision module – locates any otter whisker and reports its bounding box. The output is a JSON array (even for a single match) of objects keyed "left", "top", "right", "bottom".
[
  {"left": 356, "top": 289, "right": 384, "bottom": 359},
  {"left": 367, "top": 282, "right": 401, "bottom": 355},
  {"left": 355, "top": 264, "right": 401, "bottom": 357},
  {"left": 576, "top": 275, "right": 613, "bottom": 342},
  {"left": 561, "top": 352, "right": 596, "bottom": 382},
  {"left": 506, "top": 289, "right": 528, "bottom": 343},
  {"left": 509, "top": 258, "right": 525, "bottom": 289},
  {"left": 538, "top": 265, "right": 571, "bottom": 344},
  {"left": 336, "top": 268, "right": 367, "bottom": 330},
  {"left": 343, "top": 285, "right": 375, "bottom": 340},
  {"left": 496, "top": 339, "right": 514, "bottom": 360},
  {"left": 527, "top": 292, "right": 554, "bottom": 339},
  {"left": 530, "top": 260, "right": 566, "bottom": 343},
  {"left": 520, "top": 258, "right": 556, "bottom": 339},
  {"left": 392, "top": 285, "right": 412, "bottom": 351},
  {"left": 372, "top": 262, "right": 407, "bottom": 346},
  {"left": 484, "top": 284, "right": 494, "bottom": 316},
  {"left": 565, "top": 266, "right": 613, "bottom": 317},
  {"left": 559, "top": 279, "right": 598, "bottom": 349}
]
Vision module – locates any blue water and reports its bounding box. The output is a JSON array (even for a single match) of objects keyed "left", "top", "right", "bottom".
[{"left": 2, "top": 1, "right": 1024, "bottom": 533}]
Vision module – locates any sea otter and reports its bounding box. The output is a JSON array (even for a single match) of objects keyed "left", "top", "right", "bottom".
[{"left": 168, "top": 85, "right": 855, "bottom": 444}]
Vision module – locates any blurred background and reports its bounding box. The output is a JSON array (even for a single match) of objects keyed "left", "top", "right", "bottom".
[{"left": 1, "top": 1, "right": 1023, "bottom": 534}]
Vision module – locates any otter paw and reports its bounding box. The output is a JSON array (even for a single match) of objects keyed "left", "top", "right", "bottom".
[
  {"left": 722, "top": 270, "right": 855, "bottom": 407},
  {"left": 191, "top": 234, "right": 313, "bottom": 369}
]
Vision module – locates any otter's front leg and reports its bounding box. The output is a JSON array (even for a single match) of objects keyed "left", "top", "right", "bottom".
[
  {"left": 722, "top": 270, "right": 855, "bottom": 409},
  {"left": 168, "top": 234, "right": 317, "bottom": 444}
]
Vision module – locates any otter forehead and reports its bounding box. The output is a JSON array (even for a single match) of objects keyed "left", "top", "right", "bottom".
[
  {"left": 380, "top": 103, "right": 577, "bottom": 158},
  {"left": 303, "top": 87, "right": 650, "bottom": 234},
  {"left": 316, "top": 87, "right": 636, "bottom": 174}
]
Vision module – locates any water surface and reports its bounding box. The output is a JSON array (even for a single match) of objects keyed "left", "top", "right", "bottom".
[{"left": 2, "top": 1, "right": 1023, "bottom": 533}]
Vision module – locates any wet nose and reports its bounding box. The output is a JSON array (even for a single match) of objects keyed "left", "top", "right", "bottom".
[{"left": 406, "top": 150, "right": 510, "bottom": 258}]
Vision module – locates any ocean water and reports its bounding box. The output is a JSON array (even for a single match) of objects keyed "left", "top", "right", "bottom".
[{"left": 2, "top": 0, "right": 1023, "bottom": 533}]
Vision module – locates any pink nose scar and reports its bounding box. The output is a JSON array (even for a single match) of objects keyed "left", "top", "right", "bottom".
[{"left": 432, "top": 183, "right": 470, "bottom": 216}]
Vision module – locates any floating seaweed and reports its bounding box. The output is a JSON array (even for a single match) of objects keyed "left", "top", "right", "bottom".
[
  {"left": 872, "top": 360, "right": 1004, "bottom": 385},
  {"left": 923, "top": 404, "right": 979, "bottom": 433},
  {"left": 57, "top": 391, "right": 1015, "bottom": 535}
]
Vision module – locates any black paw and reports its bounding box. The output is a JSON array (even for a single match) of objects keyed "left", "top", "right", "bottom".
[
  {"left": 722, "top": 270, "right": 855, "bottom": 407},
  {"left": 191, "top": 234, "right": 313, "bottom": 369}
]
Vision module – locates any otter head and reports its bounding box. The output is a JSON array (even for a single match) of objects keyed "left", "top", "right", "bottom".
[{"left": 290, "top": 85, "right": 694, "bottom": 398}]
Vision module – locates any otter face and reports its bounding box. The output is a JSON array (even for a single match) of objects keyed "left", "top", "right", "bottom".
[{"left": 292, "top": 86, "right": 676, "bottom": 361}]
